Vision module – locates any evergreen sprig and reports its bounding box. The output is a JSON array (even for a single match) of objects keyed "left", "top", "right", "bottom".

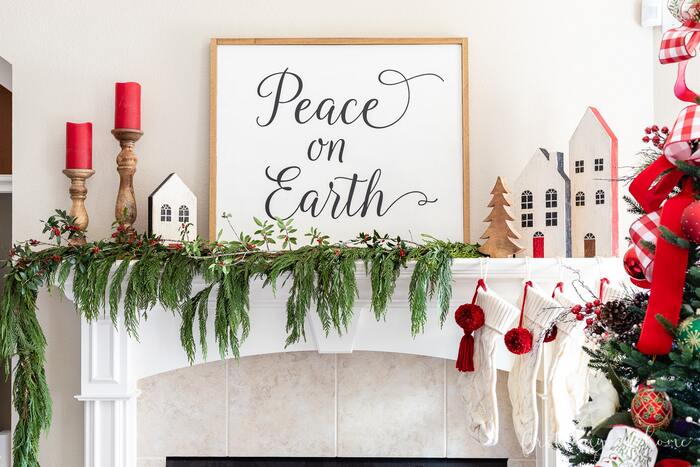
[{"left": 0, "top": 213, "right": 481, "bottom": 466}]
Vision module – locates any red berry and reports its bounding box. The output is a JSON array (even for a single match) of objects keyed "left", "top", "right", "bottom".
[
  {"left": 576, "top": 313, "right": 584, "bottom": 321},
  {"left": 595, "top": 309, "right": 601, "bottom": 316},
  {"left": 662, "top": 126, "right": 669, "bottom": 134},
  {"left": 645, "top": 127, "right": 652, "bottom": 134},
  {"left": 652, "top": 135, "right": 661, "bottom": 144},
  {"left": 652, "top": 125, "right": 659, "bottom": 132},
  {"left": 586, "top": 318, "right": 594, "bottom": 326},
  {"left": 585, "top": 302, "right": 593, "bottom": 309},
  {"left": 593, "top": 299, "right": 601, "bottom": 306},
  {"left": 642, "top": 136, "right": 650, "bottom": 143}
]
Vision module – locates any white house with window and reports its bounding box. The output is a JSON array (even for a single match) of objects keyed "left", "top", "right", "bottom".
[
  {"left": 148, "top": 173, "right": 197, "bottom": 242},
  {"left": 512, "top": 107, "right": 618, "bottom": 258},
  {"left": 569, "top": 107, "right": 619, "bottom": 257},
  {"left": 513, "top": 148, "right": 570, "bottom": 257}
]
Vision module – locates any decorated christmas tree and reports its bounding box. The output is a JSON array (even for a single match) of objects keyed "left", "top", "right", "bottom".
[
  {"left": 479, "top": 176, "right": 523, "bottom": 258},
  {"left": 557, "top": 5, "right": 700, "bottom": 464}
]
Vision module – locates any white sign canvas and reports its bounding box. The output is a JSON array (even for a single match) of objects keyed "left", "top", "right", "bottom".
[{"left": 212, "top": 40, "right": 467, "bottom": 243}]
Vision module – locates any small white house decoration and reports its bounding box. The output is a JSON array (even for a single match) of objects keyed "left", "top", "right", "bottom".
[
  {"left": 513, "top": 149, "right": 570, "bottom": 258},
  {"left": 512, "top": 107, "right": 618, "bottom": 258},
  {"left": 148, "top": 173, "right": 197, "bottom": 241}
]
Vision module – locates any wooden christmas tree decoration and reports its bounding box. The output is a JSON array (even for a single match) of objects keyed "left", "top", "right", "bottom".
[{"left": 479, "top": 176, "right": 524, "bottom": 258}]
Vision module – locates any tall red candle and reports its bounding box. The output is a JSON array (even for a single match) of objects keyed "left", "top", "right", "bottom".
[
  {"left": 66, "top": 122, "right": 93, "bottom": 169},
  {"left": 114, "top": 82, "right": 141, "bottom": 129}
]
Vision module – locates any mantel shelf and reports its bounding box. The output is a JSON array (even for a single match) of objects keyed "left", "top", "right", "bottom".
[{"left": 63, "top": 257, "right": 627, "bottom": 382}]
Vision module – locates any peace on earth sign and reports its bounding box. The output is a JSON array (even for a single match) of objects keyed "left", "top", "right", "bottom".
[{"left": 210, "top": 38, "right": 469, "bottom": 243}]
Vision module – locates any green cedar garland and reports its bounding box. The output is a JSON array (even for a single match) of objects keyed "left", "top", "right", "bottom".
[{"left": 0, "top": 210, "right": 481, "bottom": 466}]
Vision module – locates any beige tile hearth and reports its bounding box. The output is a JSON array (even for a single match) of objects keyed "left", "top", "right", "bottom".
[
  {"left": 137, "top": 459, "right": 166, "bottom": 467},
  {"left": 227, "top": 352, "right": 336, "bottom": 456},
  {"left": 138, "top": 360, "right": 227, "bottom": 458},
  {"left": 446, "top": 368, "right": 530, "bottom": 459},
  {"left": 507, "top": 461, "right": 536, "bottom": 467},
  {"left": 337, "top": 352, "right": 444, "bottom": 457}
]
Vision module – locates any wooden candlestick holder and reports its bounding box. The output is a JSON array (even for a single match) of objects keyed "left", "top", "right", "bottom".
[
  {"left": 62, "top": 168, "right": 95, "bottom": 246},
  {"left": 111, "top": 128, "right": 143, "bottom": 231}
]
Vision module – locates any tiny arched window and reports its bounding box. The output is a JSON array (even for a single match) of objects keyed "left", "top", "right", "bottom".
[
  {"left": 545, "top": 189, "right": 557, "bottom": 208},
  {"left": 178, "top": 205, "right": 190, "bottom": 223},
  {"left": 595, "top": 190, "right": 605, "bottom": 205},
  {"left": 584, "top": 233, "right": 596, "bottom": 240},
  {"left": 575, "top": 192, "right": 585, "bottom": 207},
  {"left": 521, "top": 190, "right": 533, "bottom": 210},
  {"left": 160, "top": 204, "right": 171, "bottom": 222},
  {"left": 533, "top": 231, "right": 544, "bottom": 238}
]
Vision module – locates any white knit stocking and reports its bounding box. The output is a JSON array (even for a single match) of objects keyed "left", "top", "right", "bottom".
[
  {"left": 457, "top": 285, "right": 520, "bottom": 446},
  {"left": 508, "top": 282, "right": 562, "bottom": 456},
  {"left": 548, "top": 288, "right": 587, "bottom": 443},
  {"left": 544, "top": 279, "right": 626, "bottom": 443}
]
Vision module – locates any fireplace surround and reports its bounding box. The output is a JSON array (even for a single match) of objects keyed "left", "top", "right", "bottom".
[{"left": 66, "top": 257, "right": 627, "bottom": 467}]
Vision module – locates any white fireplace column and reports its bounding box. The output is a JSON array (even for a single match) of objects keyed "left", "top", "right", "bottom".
[{"left": 74, "top": 316, "right": 138, "bottom": 467}]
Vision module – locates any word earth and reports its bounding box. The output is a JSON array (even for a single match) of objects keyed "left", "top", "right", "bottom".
[{"left": 265, "top": 165, "right": 437, "bottom": 219}]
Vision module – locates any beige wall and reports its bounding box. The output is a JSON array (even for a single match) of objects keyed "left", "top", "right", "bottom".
[
  {"left": 0, "top": 1, "right": 654, "bottom": 465},
  {"left": 137, "top": 352, "right": 532, "bottom": 466}
]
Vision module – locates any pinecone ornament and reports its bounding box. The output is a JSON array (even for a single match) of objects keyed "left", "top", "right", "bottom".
[
  {"left": 630, "top": 292, "right": 649, "bottom": 309},
  {"left": 598, "top": 299, "right": 640, "bottom": 337}
]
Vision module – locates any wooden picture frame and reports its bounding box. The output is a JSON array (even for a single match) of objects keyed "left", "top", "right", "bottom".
[{"left": 210, "top": 37, "right": 469, "bottom": 242}]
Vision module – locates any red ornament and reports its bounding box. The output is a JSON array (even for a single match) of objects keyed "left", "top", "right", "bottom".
[
  {"left": 631, "top": 386, "right": 673, "bottom": 433},
  {"left": 454, "top": 280, "right": 487, "bottom": 372},
  {"left": 504, "top": 327, "right": 533, "bottom": 354},
  {"left": 681, "top": 200, "right": 700, "bottom": 243},
  {"left": 623, "top": 247, "right": 651, "bottom": 289},
  {"left": 543, "top": 324, "right": 557, "bottom": 343}
]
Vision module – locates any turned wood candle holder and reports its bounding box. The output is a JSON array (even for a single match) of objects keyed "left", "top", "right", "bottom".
[
  {"left": 111, "top": 128, "right": 143, "bottom": 231},
  {"left": 62, "top": 168, "right": 95, "bottom": 246}
]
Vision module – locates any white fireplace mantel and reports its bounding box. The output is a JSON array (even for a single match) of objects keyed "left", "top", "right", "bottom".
[{"left": 64, "top": 257, "right": 628, "bottom": 467}]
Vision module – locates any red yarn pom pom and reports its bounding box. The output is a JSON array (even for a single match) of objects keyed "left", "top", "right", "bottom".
[
  {"left": 504, "top": 327, "right": 533, "bottom": 354},
  {"left": 454, "top": 304, "right": 485, "bottom": 333}
]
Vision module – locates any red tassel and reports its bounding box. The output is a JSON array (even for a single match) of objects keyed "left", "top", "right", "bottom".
[
  {"left": 454, "top": 280, "right": 486, "bottom": 372},
  {"left": 456, "top": 333, "right": 475, "bottom": 372}
]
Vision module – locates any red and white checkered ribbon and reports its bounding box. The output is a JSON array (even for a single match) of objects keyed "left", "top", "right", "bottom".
[
  {"left": 664, "top": 105, "right": 700, "bottom": 162},
  {"left": 660, "top": 20, "right": 700, "bottom": 103},
  {"left": 629, "top": 210, "right": 661, "bottom": 281},
  {"left": 627, "top": 4, "right": 700, "bottom": 355},
  {"left": 660, "top": 21, "right": 700, "bottom": 64}
]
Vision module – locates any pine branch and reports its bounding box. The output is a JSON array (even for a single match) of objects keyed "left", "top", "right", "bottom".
[{"left": 0, "top": 214, "right": 482, "bottom": 466}]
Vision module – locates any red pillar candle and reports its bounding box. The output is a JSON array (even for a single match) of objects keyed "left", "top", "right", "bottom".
[
  {"left": 66, "top": 122, "right": 93, "bottom": 169},
  {"left": 114, "top": 82, "right": 141, "bottom": 130}
]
